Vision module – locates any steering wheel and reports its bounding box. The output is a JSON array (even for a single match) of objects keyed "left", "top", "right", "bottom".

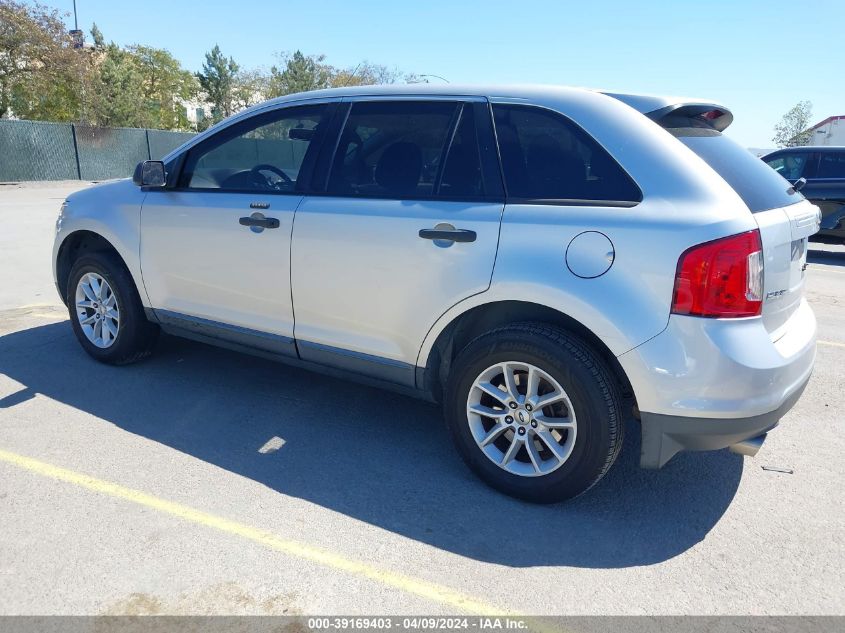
[{"left": 251, "top": 164, "right": 293, "bottom": 188}]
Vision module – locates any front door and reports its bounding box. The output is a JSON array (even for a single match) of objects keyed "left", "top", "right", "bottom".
[
  {"left": 140, "top": 102, "right": 332, "bottom": 355},
  {"left": 291, "top": 99, "right": 505, "bottom": 385}
]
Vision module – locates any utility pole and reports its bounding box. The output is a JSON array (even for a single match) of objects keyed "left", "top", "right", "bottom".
[{"left": 69, "top": 0, "right": 84, "bottom": 48}]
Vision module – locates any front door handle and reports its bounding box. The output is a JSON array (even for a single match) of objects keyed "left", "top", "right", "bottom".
[
  {"left": 418, "top": 227, "right": 477, "bottom": 243},
  {"left": 239, "top": 215, "right": 280, "bottom": 229}
]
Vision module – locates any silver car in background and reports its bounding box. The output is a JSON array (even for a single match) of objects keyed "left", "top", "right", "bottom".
[{"left": 52, "top": 85, "right": 819, "bottom": 502}]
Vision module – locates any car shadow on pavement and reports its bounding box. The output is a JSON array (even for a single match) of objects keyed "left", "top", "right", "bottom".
[{"left": 0, "top": 322, "right": 744, "bottom": 569}]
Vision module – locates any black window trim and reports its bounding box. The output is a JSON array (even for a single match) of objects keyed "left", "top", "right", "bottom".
[
  {"left": 489, "top": 101, "right": 643, "bottom": 208},
  {"left": 432, "top": 104, "right": 464, "bottom": 197},
  {"left": 310, "top": 97, "right": 506, "bottom": 204},
  {"left": 168, "top": 101, "right": 339, "bottom": 196}
]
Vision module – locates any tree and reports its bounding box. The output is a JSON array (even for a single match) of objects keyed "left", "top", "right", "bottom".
[
  {"left": 773, "top": 101, "right": 814, "bottom": 148},
  {"left": 266, "top": 52, "right": 421, "bottom": 98},
  {"left": 0, "top": 0, "right": 89, "bottom": 120},
  {"left": 196, "top": 45, "right": 240, "bottom": 123},
  {"left": 331, "top": 61, "right": 416, "bottom": 87},
  {"left": 90, "top": 22, "right": 105, "bottom": 48},
  {"left": 267, "top": 51, "right": 332, "bottom": 97},
  {"left": 231, "top": 67, "right": 267, "bottom": 112},
  {"left": 88, "top": 42, "right": 146, "bottom": 127},
  {"left": 129, "top": 45, "right": 197, "bottom": 130}
]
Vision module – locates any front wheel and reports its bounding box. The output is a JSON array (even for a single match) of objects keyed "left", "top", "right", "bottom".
[
  {"left": 67, "top": 251, "right": 159, "bottom": 365},
  {"left": 444, "top": 323, "right": 623, "bottom": 503}
]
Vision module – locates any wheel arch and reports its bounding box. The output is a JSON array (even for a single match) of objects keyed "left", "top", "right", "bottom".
[
  {"left": 55, "top": 230, "right": 139, "bottom": 306},
  {"left": 419, "top": 299, "right": 634, "bottom": 405}
]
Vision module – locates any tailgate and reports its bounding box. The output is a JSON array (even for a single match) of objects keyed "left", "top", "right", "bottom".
[{"left": 755, "top": 200, "right": 820, "bottom": 339}]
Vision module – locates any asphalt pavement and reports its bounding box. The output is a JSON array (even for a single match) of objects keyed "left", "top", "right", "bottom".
[{"left": 0, "top": 181, "right": 843, "bottom": 616}]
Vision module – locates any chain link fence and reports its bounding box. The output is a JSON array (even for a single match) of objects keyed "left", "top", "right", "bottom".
[{"left": 0, "top": 120, "right": 196, "bottom": 182}]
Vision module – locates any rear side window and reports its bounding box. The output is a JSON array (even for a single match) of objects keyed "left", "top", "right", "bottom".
[
  {"left": 817, "top": 152, "right": 845, "bottom": 178},
  {"left": 672, "top": 128, "right": 801, "bottom": 212},
  {"left": 327, "top": 100, "right": 461, "bottom": 198},
  {"left": 492, "top": 104, "right": 641, "bottom": 205}
]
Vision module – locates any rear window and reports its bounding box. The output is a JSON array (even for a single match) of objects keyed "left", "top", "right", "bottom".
[{"left": 670, "top": 127, "right": 802, "bottom": 213}]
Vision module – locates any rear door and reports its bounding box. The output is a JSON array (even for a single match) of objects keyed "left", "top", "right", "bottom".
[
  {"left": 290, "top": 98, "right": 505, "bottom": 386},
  {"left": 674, "top": 129, "right": 820, "bottom": 337}
]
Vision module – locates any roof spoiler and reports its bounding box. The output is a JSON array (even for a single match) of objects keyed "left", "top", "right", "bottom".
[{"left": 646, "top": 103, "right": 734, "bottom": 132}]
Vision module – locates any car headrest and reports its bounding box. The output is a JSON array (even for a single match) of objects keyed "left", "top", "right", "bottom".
[{"left": 375, "top": 142, "right": 422, "bottom": 195}]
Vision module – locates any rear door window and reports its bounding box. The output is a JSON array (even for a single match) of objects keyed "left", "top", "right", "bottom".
[
  {"left": 439, "top": 105, "right": 485, "bottom": 198},
  {"left": 326, "top": 100, "right": 457, "bottom": 198},
  {"left": 672, "top": 128, "right": 802, "bottom": 212},
  {"left": 491, "top": 104, "right": 641, "bottom": 205},
  {"left": 817, "top": 152, "right": 845, "bottom": 179}
]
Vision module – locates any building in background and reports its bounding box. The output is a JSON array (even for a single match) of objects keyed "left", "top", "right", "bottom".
[{"left": 807, "top": 116, "right": 845, "bottom": 146}]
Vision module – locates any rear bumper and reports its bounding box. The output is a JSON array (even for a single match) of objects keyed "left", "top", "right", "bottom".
[
  {"left": 618, "top": 299, "right": 816, "bottom": 468},
  {"left": 638, "top": 375, "right": 809, "bottom": 468}
]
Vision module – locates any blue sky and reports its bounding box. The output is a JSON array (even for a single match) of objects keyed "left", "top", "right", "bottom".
[{"left": 55, "top": 0, "right": 843, "bottom": 148}]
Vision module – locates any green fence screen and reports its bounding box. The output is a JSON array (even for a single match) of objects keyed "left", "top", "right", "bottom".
[{"left": 0, "top": 119, "right": 197, "bottom": 182}]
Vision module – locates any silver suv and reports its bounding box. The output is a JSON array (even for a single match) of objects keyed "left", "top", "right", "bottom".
[{"left": 52, "top": 85, "right": 819, "bottom": 502}]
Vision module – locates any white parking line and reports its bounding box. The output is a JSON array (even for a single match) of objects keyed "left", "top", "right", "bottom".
[{"left": 819, "top": 340, "right": 845, "bottom": 349}]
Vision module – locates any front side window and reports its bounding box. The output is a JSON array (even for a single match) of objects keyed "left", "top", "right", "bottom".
[
  {"left": 764, "top": 152, "right": 810, "bottom": 181},
  {"left": 181, "top": 104, "right": 326, "bottom": 192},
  {"left": 492, "top": 104, "right": 641, "bottom": 204},
  {"left": 817, "top": 152, "right": 845, "bottom": 179},
  {"left": 327, "top": 100, "right": 459, "bottom": 198}
]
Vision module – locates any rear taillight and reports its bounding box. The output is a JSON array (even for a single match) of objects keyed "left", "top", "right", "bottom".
[{"left": 671, "top": 230, "right": 764, "bottom": 318}]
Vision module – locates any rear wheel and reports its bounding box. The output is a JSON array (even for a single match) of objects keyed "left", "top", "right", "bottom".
[
  {"left": 67, "top": 251, "right": 159, "bottom": 365},
  {"left": 444, "top": 323, "right": 623, "bottom": 503}
]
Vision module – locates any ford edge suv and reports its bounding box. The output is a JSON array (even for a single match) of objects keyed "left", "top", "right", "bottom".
[{"left": 52, "top": 85, "right": 819, "bottom": 502}]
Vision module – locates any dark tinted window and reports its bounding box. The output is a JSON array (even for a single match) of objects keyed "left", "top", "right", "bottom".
[
  {"left": 327, "top": 101, "right": 457, "bottom": 198},
  {"left": 492, "top": 104, "right": 641, "bottom": 203},
  {"left": 674, "top": 128, "right": 801, "bottom": 212},
  {"left": 439, "top": 105, "right": 484, "bottom": 198},
  {"left": 817, "top": 152, "right": 845, "bottom": 178},
  {"left": 764, "top": 152, "right": 811, "bottom": 180},
  {"left": 182, "top": 104, "right": 326, "bottom": 192}
]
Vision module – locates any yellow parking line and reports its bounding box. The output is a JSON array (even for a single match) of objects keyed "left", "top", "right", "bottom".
[
  {"left": 818, "top": 339, "right": 845, "bottom": 348},
  {"left": 0, "top": 448, "right": 510, "bottom": 616},
  {"left": 807, "top": 265, "right": 845, "bottom": 275}
]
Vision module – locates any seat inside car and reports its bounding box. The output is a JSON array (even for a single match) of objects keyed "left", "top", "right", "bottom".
[{"left": 374, "top": 141, "right": 423, "bottom": 196}]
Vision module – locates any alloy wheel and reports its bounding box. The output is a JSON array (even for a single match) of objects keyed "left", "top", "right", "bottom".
[
  {"left": 75, "top": 272, "right": 120, "bottom": 349},
  {"left": 466, "top": 361, "right": 577, "bottom": 477}
]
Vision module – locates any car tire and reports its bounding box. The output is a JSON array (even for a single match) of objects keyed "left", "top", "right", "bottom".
[
  {"left": 67, "top": 251, "right": 159, "bottom": 365},
  {"left": 444, "top": 322, "right": 623, "bottom": 503}
]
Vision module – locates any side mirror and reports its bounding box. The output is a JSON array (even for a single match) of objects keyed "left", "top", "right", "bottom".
[
  {"left": 787, "top": 177, "right": 807, "bottom": 195},
  {"left": 133, "top": 160, "right": 166, "bottom": 188}
]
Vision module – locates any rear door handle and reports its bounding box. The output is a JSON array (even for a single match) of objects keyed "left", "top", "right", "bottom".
[
  {"left": 418, "top": 228, "right": 477, "bottom": 243},
  {"left": 239, "top": 216, "right": 280, "bottom": 229}
]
